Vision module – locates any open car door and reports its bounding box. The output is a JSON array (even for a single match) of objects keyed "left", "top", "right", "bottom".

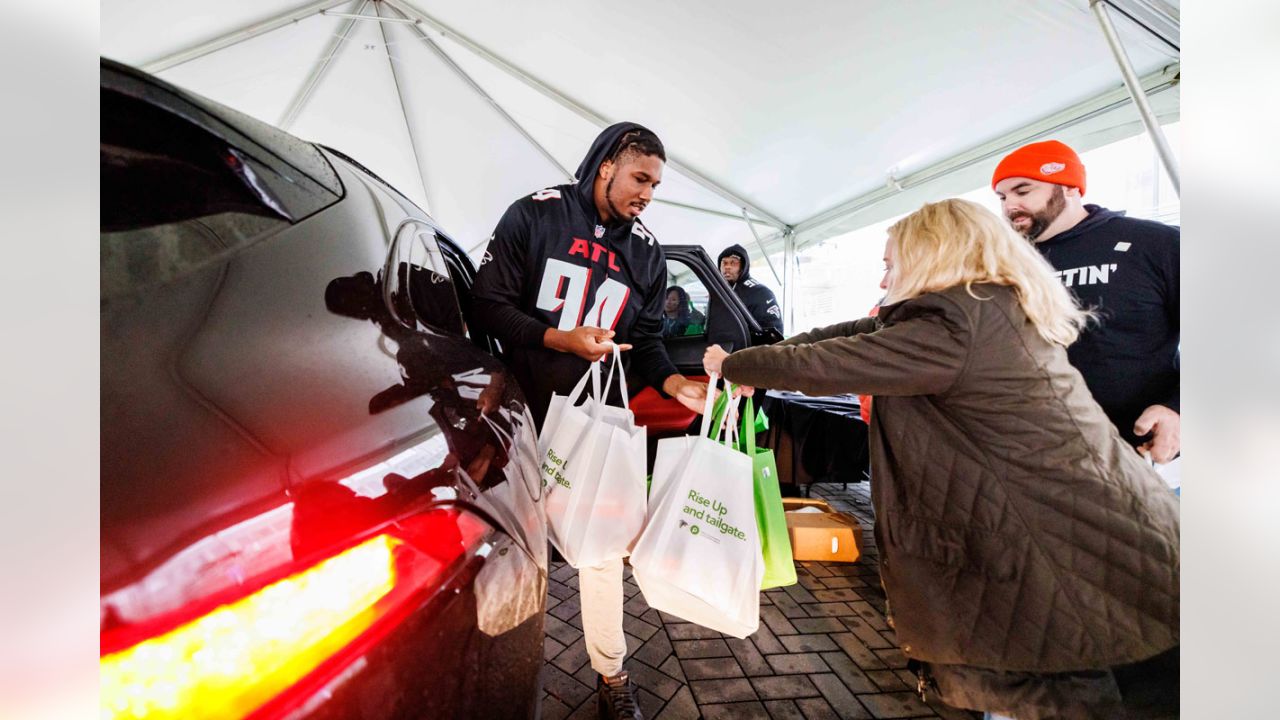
[{"left": 630, "top": 245, "right": 782, "bottom": 435}]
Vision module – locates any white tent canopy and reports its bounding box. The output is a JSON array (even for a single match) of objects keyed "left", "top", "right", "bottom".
[{"left": 101, "top": 0, "right": 1179, "bottom": 271}]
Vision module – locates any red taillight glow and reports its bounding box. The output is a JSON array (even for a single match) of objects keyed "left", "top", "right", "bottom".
[{"left": 101, "top": 509, "right": 491, "bottom": 720}]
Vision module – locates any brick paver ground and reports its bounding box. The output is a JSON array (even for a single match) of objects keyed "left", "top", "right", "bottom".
[{"left": 539, "top": 482, "right": 980, "bottom": 720}]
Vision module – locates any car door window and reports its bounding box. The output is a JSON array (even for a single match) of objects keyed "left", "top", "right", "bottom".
[
  {"left": 663, "top": 260, "right": 710, "bottom": 338},
  {"left": 384, "top": 220, "right": 467, "bottom": 337}
]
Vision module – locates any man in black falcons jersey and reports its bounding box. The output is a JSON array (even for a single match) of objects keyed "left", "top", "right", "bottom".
[
  {"left": 993, "top": 140, "right": 1180, "bottom": 472},
  {"left": 472, "top": 122, "right": 705, "bottom": 720}
]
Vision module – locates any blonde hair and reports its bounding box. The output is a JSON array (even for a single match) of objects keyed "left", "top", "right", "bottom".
[{"left": 885, "top": 198, "right": 1090, "bottom": 346}]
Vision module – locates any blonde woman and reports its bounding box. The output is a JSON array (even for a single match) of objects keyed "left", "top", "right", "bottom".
[{"left": 704, "top": 199, "right": 1179, "bottom": 720}]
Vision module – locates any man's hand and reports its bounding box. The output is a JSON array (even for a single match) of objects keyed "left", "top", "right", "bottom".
[
  {"left": 544, "top": 326, "right": 632, "bottom": 361},
  {"left": 703, "top": 344, "right": 730, "bottom": 375},
  {"left": 663, "top": 375, "right": 709, "bottom": 414},
  {"left": 1134, "top": 404, "right": 1180, "bottom": 464}
]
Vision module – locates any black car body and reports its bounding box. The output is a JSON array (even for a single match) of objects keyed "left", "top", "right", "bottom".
[
  {"left": 101, "top": 58, "right": 547, "bottom": 720},
  {"left": 100, "top": 56, "right": 776, "bottom": 720}
]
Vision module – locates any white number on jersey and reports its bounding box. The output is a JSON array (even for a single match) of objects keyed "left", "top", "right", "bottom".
[{"left": 536, "top": 260, "right": 630, "bottom": 331}]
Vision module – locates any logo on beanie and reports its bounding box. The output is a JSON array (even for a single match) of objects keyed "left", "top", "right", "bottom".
[{"left": 1040, "top": 162, "right": 1066, "bottom": 176}]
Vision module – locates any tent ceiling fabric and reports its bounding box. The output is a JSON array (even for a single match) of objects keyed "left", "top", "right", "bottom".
[{"left": 101, "top": 0, "right": 1178, "bottom": 259}]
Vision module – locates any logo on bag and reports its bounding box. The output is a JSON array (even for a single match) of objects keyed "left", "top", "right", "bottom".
[{"left": 689, "top": 524, "right": 699, "bottom": 535}]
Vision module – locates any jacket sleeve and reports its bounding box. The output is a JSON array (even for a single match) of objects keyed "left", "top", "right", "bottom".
[
  {"left": 779, "top": 317, "right": 879, "bottom": 346},
  {"left": 628, "top": 249, "right": 680, "bottom": 391},
  {"left": 721, "top": 305, "right": 969, "bottom": 397},
  {"left": 470, "top": 201, "right": 550, "bottom": 349}
]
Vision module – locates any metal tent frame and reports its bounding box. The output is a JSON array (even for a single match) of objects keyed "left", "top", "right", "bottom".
[{"left": 139, "top": 0, "right": 1180, "bottom": 333}]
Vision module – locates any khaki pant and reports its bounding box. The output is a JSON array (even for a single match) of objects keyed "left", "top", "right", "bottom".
[{"left": 578, "top": 557, "right": 626, "bottom": 677}]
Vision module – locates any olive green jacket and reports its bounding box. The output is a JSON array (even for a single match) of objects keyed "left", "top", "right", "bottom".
[{"left": 722, "top": 283, "right": 1178, "bottom": 673}]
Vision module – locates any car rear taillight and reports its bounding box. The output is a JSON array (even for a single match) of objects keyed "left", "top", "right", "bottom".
[{"left": 101, "top": 507, "right": 490, "bottom": 719}]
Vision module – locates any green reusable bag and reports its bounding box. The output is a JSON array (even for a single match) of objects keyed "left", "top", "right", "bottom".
[{"left": 707, "top": 392, "right": 796, "bottom": 589}]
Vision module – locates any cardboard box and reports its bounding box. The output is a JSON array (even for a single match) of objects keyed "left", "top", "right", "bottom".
[
  {"left": 784, "top": 503, "right": 863, "bottom": 563},
  {"left": 782, "top": 497, "right": 832, "bottom": 512}
]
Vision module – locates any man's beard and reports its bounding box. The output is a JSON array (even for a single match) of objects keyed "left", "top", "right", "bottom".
[{"left": 1009, "top": 185, "right": 1066, "bottom": 240}]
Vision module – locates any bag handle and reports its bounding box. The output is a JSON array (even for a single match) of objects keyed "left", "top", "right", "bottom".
[
  {"left": 600, "top": 342, "right": 630, "bottom": 411},
  {"left": 697, "top": 373, "right": 719, "bottom": 438},
  {"left": 739, "top": 396, "right": 757, "bottom": 455}
]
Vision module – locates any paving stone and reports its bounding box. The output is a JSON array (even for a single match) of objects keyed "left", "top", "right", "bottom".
[
  {"left": 811, "top": 674, "right": 873, "bottom": 719},
  {"left": 545, "top": 635, "right": 566, "bottom": 661},
  {"left": 855, "top": 691, "right": 935, "bottom": 718},
  {"left": 623, "top": 613, "right": 661, "bottom": 642},
  {"left": 727, "top": 636, "right": 775, "bottom": 677},
  {"left": 750, "top": 620, "right": 789, "bottom": 654},
  {"left": 874, "top": 648, "right": 909, "bottom": 669},
  {"left": 550, "top": 562, "right": 576, "bottom": 583},
  {"left": 798, "top": 574, "right": 827, "bottom": 591},
  {"left": 544, "top": 614, "right": 583, "bottom": 646},
  {"left": 702, "top": 700, "right": 772, "bottom": 719},
  {"left": 866, "top": 669, "right": 913, "bottom": 692},
  {"left": 845, "top": 601, "right": 891, "bottom": 631},
  {"left": 839, "top": 617, "right": 893, "bottom": 650},
  {"left": 654, "top": 686, "right": 700, "bottom": 720},
  {"left": 796, "top": 697, "right": 840, "bottom": 720},
  {"left": 819, "top": 652, "right": 880, "bottom": 694},
  {"left": 831, "top": 632, "right": 888, "bottom": 670},
  {"left": 548, "top": 579, "right": 577, "bottom": 601},
  {"left": 800, "top": 562, "right": 834, "bottom": 578},
  {"left": 690, "top": 678, "right": 758, "bottom": 704},
  {"left": 761, "top": 606, "right": 800, "bottom": 635},
  {"left": 819, "top": 576, "right": 864, "bottom": 590},
  {"left": 622, "top": 591, "right": 651, "bottom": 617},
  {"left": 681, "top": 656, "right": 746, "bottom": 680},
  {"left": 807, "top": 602, "right": 856, "bottom": 618},
  {"left": 546, "top": 595, "right": 563, "bottom": 613},
  {"left": 782, "top": 582, "right": 819, "bottom": 604},
  {"left": 812, "top": 588, "right": 864, "bottom": 603},
  {"left": 551, "top": 636, "right": 590, "bottom": 674},
  {"left": 666, "top": 622, "right": 723, "bottom": 640},
  {"left": 641, "top": 608, "right": 664, "bottom": 626},
  {"left": 751, "top": 674, "right": 822, "bottom": 700},
  {"left": 766, "top": 652, "right": 831, "bottom": 675},
  {"left": 659, "top": 653, "right": 686, "bottom": 682},
  {"left": 549, "top": 594, "right": 582, "bottom": 621},
  {"left": 894, "top": 669, "right": 921, "bottom": 690},
  {"left": 632, "top": 628, "right": 674, "bottom": 668},
  {"left": 540, "top": 664, "right": 594, "bottom": 708},
  {"left": 637, "top": 687, "right": 664, "bottom": 719},
  {"left": 781, "top": 634, "right": 840, "bottom": 653},
  {"left": 544, "top": 690, "right": 576, "bottom": 720},
  {"left": 790, "top": 617, "right": 848, "bottom": 634},
  {"left": 628, "top": 659, "right": 684, "bottom": 701},
  {"left": 764, "top": 699, "right": 808, "bottom": 720},
  {"left": 673, "top": 638, "right": 733, "bottom": 659},
  {"left": 771, "top": 591, "right": 812, "bottom": 619},
  {"left": 565, "top": 612, "right": 583, "bottom": 630}
]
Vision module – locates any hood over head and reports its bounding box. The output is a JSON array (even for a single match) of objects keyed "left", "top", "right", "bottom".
[
  {"left": 573, "top": 121, "right": 661, "bottom": 222},
  {"left": 717, "top": 243, "right": 751, "bottom": 282}
]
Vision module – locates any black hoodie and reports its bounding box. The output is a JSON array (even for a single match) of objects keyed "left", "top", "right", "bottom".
[
  {"left": 471, "top": 122, "right": 678, "bottom": 426},
  {"left": 717, "top": 244, "right": 783, "bottom": 333},
  {"left": 1035, "top": 204, "right": 1179, "bottom": 447}
]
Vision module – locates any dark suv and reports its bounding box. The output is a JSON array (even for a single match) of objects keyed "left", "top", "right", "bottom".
[{"left": 100, "top": 58, "right": 774, "bottom": 720}]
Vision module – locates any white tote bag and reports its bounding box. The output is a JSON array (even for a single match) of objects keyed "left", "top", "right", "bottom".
[
  {"left": 631, "top": 376, "right": 763, "bottom": 638},
  {"left": 538, "top": 345, "right": 647, "bottom": 569}
]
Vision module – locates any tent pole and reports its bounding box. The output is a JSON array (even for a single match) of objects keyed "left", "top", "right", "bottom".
[
  {"left": 279, "top": 0, "right": 369, "bottom": 130},
  {"left": 141, "top": 0, "right": 351, "bottom": 73},
  {"left": 382, "top": 0, "right": 789, "bottom": 230},
  {"left": 782, "top": 229, "right": 797, "bottom": 335},
  {"left": 375, "top": 1, "right": 434, "bottom": 213},
  {"left": 741, "top": 208, "right": 784, "bottom": 286},
  {"left": 1091, "top": 0, "right": 1180, "bottom": 194},
  {"left": 384, "top": 3, "right": 574, "bottom": 183}
]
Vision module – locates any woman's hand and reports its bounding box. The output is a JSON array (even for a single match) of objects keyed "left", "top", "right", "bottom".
[{"left": 703, "top": 344, "right": 729, "bottom": 375}]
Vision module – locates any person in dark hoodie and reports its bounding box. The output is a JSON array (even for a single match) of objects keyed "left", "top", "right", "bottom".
[
  {"left": 717, "top": 244, "right": 784, "bottom": 334},
  {"left": 993, "top": 140, "right": 1180, "bottom": 470},
  {"left": 471, "top": 122, "right": 705, "bottom": 720}
]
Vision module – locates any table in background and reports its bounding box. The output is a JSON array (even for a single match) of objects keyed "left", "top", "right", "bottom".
[{"left": 757, "top": 390, "right": 870, "bottom": 496}]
